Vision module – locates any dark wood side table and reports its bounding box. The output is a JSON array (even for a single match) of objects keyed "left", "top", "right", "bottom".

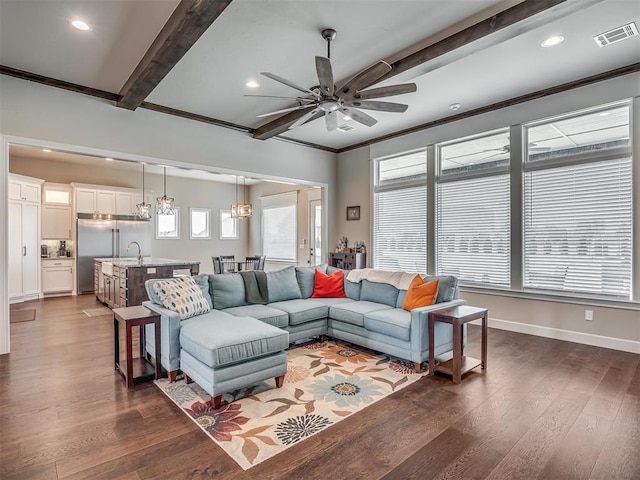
[
  {"left": 113, "top": 305, "right": 161, "bottom": 388},
  {"left": 428, "top": 305, "right": 488, "bottom": 384}
]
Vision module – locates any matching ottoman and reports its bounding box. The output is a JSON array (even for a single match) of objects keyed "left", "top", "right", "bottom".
[{"left": 179, "top": 314, "right": 289, "bottom": 409}]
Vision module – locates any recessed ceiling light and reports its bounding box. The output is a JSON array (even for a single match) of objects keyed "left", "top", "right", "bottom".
[
  {"left": 42, "top": 148, "right": 52, "bottom": 152},
  {"left": 245, "top": 80, "right": 260, "bottom": 88},
  {"left": 71, "top": 19, "right": 91, "bottom": 31},
  {"left": 343, "top": 114, "right": 352, "bottom": 120},
  {"left": 449, "top": 103, "right": 461, "bottom": 111},
  {"left": 599, "top": 111, "right": 611, "bottom": 116},
  {"left": 105, "top": 157, "right": 114, "bottom": 162},
  {"left": 541, "top": 35, "right": 564, "bottom": 47},
  {"left": 621, "top": 136, "right": 630, "bottom": 140}
]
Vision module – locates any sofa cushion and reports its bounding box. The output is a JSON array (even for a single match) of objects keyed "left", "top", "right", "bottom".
[
  {"left": 267, "top": 266, "right": 302, "bottom": 303},
  {"left": 364, "top": 309, "right": 412, "bottom": 342},
  {"left": 403, "top": 277, "right": 439, "bottom": 311},
  {"left": 306, "top": 297, "right": 355, "bottom": 308},
  {"left": 209, "top": 273, "right": 247, "bottom": 310},
  {"left": 193, "top": 274, "right": 213, "bottom": 309},
  {"left": 312, "top": 269, "right": 346, "bottom": 298},
  {"left": 344, "top": 280, "right": 361, "bottom": 300},
  {"left": 269, "top": 299, "right": 329, "bottom": 326},
  {"left": 296, "top": 264, "right": 327, "bottom": 298},
  {"left": 423, "top": 275, "right": 458, "bottom": 303},
  {"left": 359, "top": 279, "right": 399, "bottom": 307},
  {"left": 180, "top": 314, "right": 289, "bottom": 368},
  {"left": 152, "top": 276, "right": 211, "bottom": 320},
  {"left": 222, "top": 304, "right": 289, "bottom": 328},
  {"left": 329, "top": 301, "right": 393, "bottom": 327}
]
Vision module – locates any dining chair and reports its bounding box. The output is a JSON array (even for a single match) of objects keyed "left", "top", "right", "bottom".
[
  {"left": 220, "top": 255, "right": 236, "bottom": 273},
  {"left": 245, "top": 255, "right": 266, "bottom": 271}
]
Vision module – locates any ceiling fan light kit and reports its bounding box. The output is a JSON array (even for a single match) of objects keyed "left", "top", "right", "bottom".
[{"left": 254, "top": 28, "right": 417, "bottom": 133}]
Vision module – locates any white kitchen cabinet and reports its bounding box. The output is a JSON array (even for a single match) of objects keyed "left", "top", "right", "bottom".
[
  {"left": 9, "top": 178, "right": 40, "bottom": 203},
  {"left": 42, "top": 259, "right": 73, "bottom": 294},
  {"left": 42, "top": 205, "right": 72, "bottom": 240},
  {"left": 8, "top": 176, "right": 42, "bottom": 303},
  {"left": 116, "top": 191, "right": 136, "bottom": 215},
  {"left": 75, "top": 188, "right": 97, "bottom": 213},
  {"left": 96, "top": 190, "right": 116, "bottom": 214}
]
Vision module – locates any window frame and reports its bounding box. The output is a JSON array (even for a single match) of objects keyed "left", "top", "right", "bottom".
[
  {"left": 155, "top": 207, "right": 180, "bottom": 239},
  {"left": 219, "top": 209, "right": 238, "bottom": 240},
  {"left": 261, "top": 191, "right": 298, "bottom": 263},
  {"left": 189, "top": 207, "right": 211, "bottom": 240}
]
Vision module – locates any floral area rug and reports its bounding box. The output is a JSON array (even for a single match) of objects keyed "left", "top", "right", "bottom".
[{"left": 154, "top": 340, "right": 426, "bottom": 470}]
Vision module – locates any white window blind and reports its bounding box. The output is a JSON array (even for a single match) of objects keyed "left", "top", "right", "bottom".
[
  {"left": 261, "top": 191, "right": 297, "bottom": 263},
  {"left": 523, "top": 158, "right": 632, "bottom": 297},
  {"left": 373, "top": 185, "right": 427, "bottom": 273},
  {"left": 437, "top": 175, "right": 510, "bottom": 286}
]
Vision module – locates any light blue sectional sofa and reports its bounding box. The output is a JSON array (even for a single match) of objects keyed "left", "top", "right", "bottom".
[{"left": 143, "top": 265, "right": 466, "bottom": 384}]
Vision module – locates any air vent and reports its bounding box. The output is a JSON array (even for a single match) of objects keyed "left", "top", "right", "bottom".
[
  {"left": 337, "top": 124, "right": 355, "bottom": 132},
  {"left": 593, "top": 22, "right": 638, "bottom": 47}
]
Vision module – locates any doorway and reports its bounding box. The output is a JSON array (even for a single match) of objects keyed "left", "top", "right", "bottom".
[{"left": 309, "top": 199, "right": 322, "bottom": 266}]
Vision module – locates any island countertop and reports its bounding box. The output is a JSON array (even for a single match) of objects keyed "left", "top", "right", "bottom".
[{"left": 95, "top": 257, "right": 200, "bottom": 268}]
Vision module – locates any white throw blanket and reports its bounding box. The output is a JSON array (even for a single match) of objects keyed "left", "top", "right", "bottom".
[{"left": 346, "top": 268, "right": 418, "bottom": 290}]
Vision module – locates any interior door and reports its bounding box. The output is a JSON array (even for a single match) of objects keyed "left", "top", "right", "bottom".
[{"left": 309, "top": 199, "right": 322, "bottom": 266}]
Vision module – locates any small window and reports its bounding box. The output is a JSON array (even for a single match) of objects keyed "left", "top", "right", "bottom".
[
  {"left": 219, "top": 209, "right": 238, "bottom": 240},
  {"left": 156, "top": 207, "right": 180, "bottom": 239},
  {"left": 189, "top": 208, "right": 211, "bottom": 239}
]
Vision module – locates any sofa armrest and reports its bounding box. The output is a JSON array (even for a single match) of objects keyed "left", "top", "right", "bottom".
[
  {"left": 142, "top": 301, "right": 182, "bottom": 372},
  {"left": 409, "top": 299, "right": 467, "bottom": 360}
]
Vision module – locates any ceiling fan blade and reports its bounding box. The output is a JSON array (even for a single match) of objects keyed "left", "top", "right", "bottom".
[
  {"left": 288, "top": 108, "right": 320, "bottom": 130},
  {"left": 343, "top": 100, "right": 408, "bottom": 113},
  {"left": 257, "top": 104, "right": 314, "bottom": 118},
  {"left": 245, "top": 94, "right": 314, "bottom": 101},
  {"left": 315, "top": 56, "right": 334, "bottom": 96},
  {"left": 347, "top": 83, "right": 417, "bottom": 100},
  {"left": 300, "top": 109, "right": 325, "bottom": 126},
  {"left": 261, "top": 72, "right": 321, "bottom": 99},
  {"left": 337, "top": 61, "right": 392, "bottom": 97},
  {"left": 340, "top": 107, "right": 377, "bottom": 127},
  {"left": 325, "top": 111, "right": 338, "bottom": 131}
]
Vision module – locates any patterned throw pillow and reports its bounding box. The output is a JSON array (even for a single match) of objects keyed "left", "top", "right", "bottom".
[{"left": 152, "top": 276, "right": 211, "bottom": 320}]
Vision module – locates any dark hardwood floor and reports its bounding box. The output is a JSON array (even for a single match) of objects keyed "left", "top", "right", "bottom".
[{"left": 2, "top": 295, "right": 639, "bottom": 479}]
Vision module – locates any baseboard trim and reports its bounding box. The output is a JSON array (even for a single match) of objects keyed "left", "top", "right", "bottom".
[{"left": 470, "top": 317, "right": 640, "bottom": 354}]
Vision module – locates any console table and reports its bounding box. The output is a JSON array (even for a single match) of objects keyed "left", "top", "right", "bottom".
[
  {"left": 428, "top": 305, "right": 488, "bottom": 383},
  {"left": 113, "top": 305, "right": 161, "bottom": 388},
  {"left": 329, "top": 252, "right": 366, "bottom": 270}
]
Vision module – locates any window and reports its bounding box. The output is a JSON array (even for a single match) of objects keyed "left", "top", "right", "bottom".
[
  {"left": 261, "top": 191, "right": 297, "bottom": 263},
  {"left": 219, "top": 209, "right": 238, "bottom": 240},
  {"left": 523, "top": 102, "right": 632, "bottom": 298},
  {"left": 189, "top": 208, "right": 210, "bottom": 239},
  {"left": 156, "top": 207, "right": 180, "bottom": 239},
  {"left": 436, "top": 130, "right": 511, "bottom": 287},
  {"left": 373, "top": 152, "right": 427, "bottom": 273}
]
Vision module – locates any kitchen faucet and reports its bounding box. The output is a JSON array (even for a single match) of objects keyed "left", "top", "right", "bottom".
[{"left": 127, "top": 241, "right": 143, "bottom": 264}]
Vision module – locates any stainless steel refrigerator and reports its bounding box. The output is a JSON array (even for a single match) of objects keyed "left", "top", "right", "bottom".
[{"left": 76, "top": 213, "right": 152, "bottom": 294}]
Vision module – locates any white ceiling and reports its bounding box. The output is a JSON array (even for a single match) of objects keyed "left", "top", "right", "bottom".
[{"left": 1, "top": 0, "right": 639, "bottom": 151}]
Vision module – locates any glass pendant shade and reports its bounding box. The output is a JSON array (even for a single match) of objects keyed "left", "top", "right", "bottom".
[
  {"left": 136, "top": 163, "right": 152, "bottom": 219},
  {"left": 230, "top": 176, "right": 252, "bottom": 219},
  {"left": 156, "top": 167, "right": 175, "bottom": 215}
]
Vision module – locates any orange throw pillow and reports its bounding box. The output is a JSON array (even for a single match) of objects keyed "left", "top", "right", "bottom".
[
  {"left": 402, "top": 275, "right": 439, "bottom": 311},
  {"left": 311, "top": 269, "right": 346, "bottom": 298}
]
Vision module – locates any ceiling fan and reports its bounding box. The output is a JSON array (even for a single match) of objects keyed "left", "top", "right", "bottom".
[{"left": 249, "top": 28, "right": 417, "bottom": 132}]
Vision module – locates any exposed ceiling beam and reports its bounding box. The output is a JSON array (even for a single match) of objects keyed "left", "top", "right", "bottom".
[
  {"left": 252, "top": 0, "right": 603, "bottom": 141},
  {"left": 117, "top": 0, "right": 232, "bottom": 111}
]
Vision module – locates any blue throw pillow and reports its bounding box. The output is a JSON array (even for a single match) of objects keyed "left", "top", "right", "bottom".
[
  {"left": 209, "top": 273, "right": 247, "bottom": 309},
  {"left": 423, "top": 275, "right": 458, "bottom": 303},
  {"left": 359, "top": 279, "right": 399, "bottom": 307},
  {"left": 267, "top": 266, "right": 302, "bottom": 303}
]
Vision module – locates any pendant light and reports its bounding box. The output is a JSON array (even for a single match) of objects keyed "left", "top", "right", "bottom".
[
  {"left": 230, "top": 176, "right": 252, "bottom": 219},
  {"left": 136, "top": 163, "right": 152, "bottom": 219},
  {"left": 156, "top": 167, "right": 175, "bottom": 215}
]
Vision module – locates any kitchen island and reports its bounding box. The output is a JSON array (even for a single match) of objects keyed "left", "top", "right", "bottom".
[{"left": 95, "top": 257, "right": 199, "bottom": 308}]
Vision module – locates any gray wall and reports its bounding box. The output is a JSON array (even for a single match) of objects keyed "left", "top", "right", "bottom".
[{"left": 336, "top": 73, "right": 640, "bottom": 349}]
